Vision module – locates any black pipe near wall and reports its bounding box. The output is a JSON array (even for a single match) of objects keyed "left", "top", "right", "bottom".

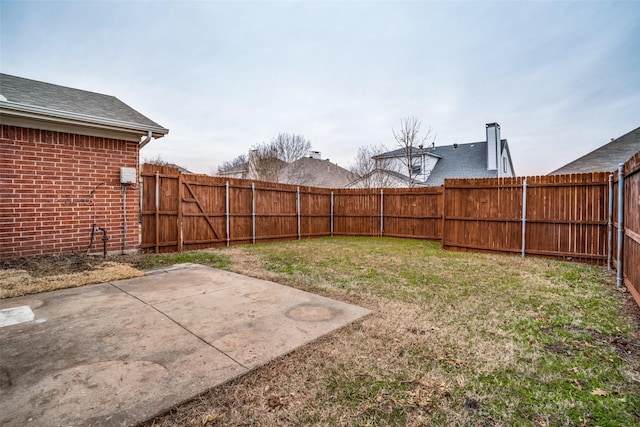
[{"left": 98, "top": 227, "right": 109, "bottom": 258}]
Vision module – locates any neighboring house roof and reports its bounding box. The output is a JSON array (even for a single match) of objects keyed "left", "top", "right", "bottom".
[
  {"left": 425, "top": 141, "right": 500, "bottom": 186},
  {"left": 165, "top": 163, "right": 191, "bottom": 174},
  {"left": 367, "top": 138, "right": 512, "bottom": 187},
  {"left": 550, "top": 127, "right": 640, "bottom": 174},
  {"left": 217, "top": 156, "right": 288, "bottom": 181},
  {"left": 0, "top": 73, "right": 168, "bottom": 142},
  {"left": 373, "top": 147, "right": 443, "bottom": 160},
  {"left": 280, "top": 157, "right": 357, "bottom": 188},
  {"left": 217, "top": 162, "right": 249, "bottom": 177},
  {"left": 345, "top": 168, "right": 424, "bottom": 188}
]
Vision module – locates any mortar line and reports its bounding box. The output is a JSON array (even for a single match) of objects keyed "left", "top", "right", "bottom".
[{"left": 109, "top": 282, "right": 249, "bottom": 370}]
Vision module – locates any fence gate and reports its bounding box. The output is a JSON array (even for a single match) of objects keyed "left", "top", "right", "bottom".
[{"left": 141, "top": 166, "right": 227, "bottom": 253}]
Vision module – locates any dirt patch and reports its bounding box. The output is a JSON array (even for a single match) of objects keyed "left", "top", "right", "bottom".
[
  {"left": 1, "top": 254, "right": 98, "bottom": 277},
  {"left": 544, "top": 343, "right": 572, "bottom": 355},
  {"left": 0, "top": 254, "right": 144, "bottom": 299}
]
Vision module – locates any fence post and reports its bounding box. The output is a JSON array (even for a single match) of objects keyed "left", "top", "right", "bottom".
[
  {"left": 225, "top": 181, "right": 230, "bottom": 247},
  {"left": 154, "top": 171, "right": 159, "bottom": 254},
  {"left": 380, "top": 189, "right": 384, "bottom": 237},
  {"left": 178, "top": 173, "right": 183, "bottom": 252},
  {"left": 297, "top": 186, "right": 301, "bottom": 240},
  {"left": 521, "top": 178, "right": 527, "bottom": 257},
  {"left": 251, "top": 182, "right": 256, "bottom": 244},
  {"left": 330, "top": 191, "right": 334, "bottom": 237},
  {"left": 617, "top": 164, "right": 624, "bottom": 287},
  {"left": 608, "top": 173, "right": 613, "bottom": 270},
  {"left": 441, "top": 183, "right": 446, "bottom": 248}
]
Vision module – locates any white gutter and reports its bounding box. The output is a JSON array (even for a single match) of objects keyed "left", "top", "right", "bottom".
[{"left": 0, "top": 100, "right": 169, "bottom": 138}]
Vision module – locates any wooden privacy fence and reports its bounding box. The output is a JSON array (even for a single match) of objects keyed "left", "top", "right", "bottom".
[
  {"left": 140, "top": 165, "right": 442, "bottom": 252},
  {"left": 443, "top": 174, "right": 610, "bottom": 264},
  {"left": 141, "top": 161, "right": 639, "bottom": 307},
  {"left": 612, "top": 151, "right": 640, "bottom": 306},
  {"left": 141, "top": 163, "right": 610, "bottom": 262}
]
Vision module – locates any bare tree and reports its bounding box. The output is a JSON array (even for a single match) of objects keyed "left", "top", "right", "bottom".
[
  {"left": 349, "top": 143, "right": 397, "bottom": 188},
  {"left": 249, "top": 143, "right": 284, "bottom": 182},
  {"left": 392, "top": 116, "right": 434, "bottom": 187},
  {"left": 143, "top": 155, "right": 190, "bottom": 172},
  {"left": 217, "top": 133, "right": 312, "bottom": 182},
  {"left": 143, "top": 154, "right": 170, "bottom": 166},
  {"left": 216, "top": 154, "right": 247, "bottom": 174},
  {"left": 250, "top": 133, "right": 313, "bottom": 182},
  {"left": 270, "top": 133, "right": 312, "bottom": 164}
]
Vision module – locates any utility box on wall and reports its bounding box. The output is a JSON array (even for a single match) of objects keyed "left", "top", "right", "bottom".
[{"left": 120, "top": 167, "right": 137, "bottom": 184}]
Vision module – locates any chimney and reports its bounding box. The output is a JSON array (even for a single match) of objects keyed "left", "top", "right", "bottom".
[
  {"left": 485, "top": 123, "right": 500, "bottom": 170},
  {"left": 309, "top": 151, "right": 321, "bottom": 160}
]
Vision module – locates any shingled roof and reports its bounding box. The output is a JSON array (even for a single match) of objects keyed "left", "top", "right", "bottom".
[
  {"left": 424, "top": 141, "right": 500, "bottom": 186},
  {"left": 550, "top": 126, "right": 640, "bottom": 174},
  {"left": 371, "top": 140, "right": 511, "bottom": 187},
  {"left": 280, "top": 157, "right": 357, "bottom": 188},
  {"left": 0, "top": 73, "right": 168, "bottom": 140}
]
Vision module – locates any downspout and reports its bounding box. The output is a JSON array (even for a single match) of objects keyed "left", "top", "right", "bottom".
[
  {"left": 136, "top": 131, "right": 152, "bottom": 247},
  {"left": 122, "top": 186, "right": 127, "bottom": 255},
  {"left": 139, "top": 131, "right": 153, "bottom": 149}
]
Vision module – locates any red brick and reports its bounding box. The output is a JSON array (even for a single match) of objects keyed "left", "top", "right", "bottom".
[{"left": 1, "top": 126, "right": 141, "bottom": 260}]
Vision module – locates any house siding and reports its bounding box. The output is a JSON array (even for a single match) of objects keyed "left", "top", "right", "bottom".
[
  {"left": 0, "top": 125, "right": 140, "bottom": 259},
  {"left": 498, "top": 149, "right": 514, "bottom": 178}
]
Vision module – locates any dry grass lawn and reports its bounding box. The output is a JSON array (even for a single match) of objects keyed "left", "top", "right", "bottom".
[
  {"left": 142, "top": 237, "right": 640, "bottom": 426},
  {"left": 0, "top": 259, "right": 143, "bottom": 298}
]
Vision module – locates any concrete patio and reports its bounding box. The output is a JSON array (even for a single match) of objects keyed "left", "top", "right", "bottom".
[{"left": 0, "top": 264, "right": 370, "bottom": 426}]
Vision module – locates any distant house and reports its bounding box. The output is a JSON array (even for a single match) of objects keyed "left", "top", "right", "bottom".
[
  {"left": 347, "top": 122, "right": 515, "bottom": 188},
  {"left": 165, "top": 163, "right": 191, "bottom": 174},
  {"left": 216, "top": 163, "right": 248, "bottom": 179},
  {"left": 280, "top": 151, "right": 357, "bottom": 188},
  {"left": 217, "top": 150, "right": 355, "bottom": 187},
  {"left": 550, "top": 126, "right": 640, "bottom": 175},
  {"left": 216, "top": 150, "right": 286, "bottom": 181},
  {"left": 0, "top": 73, "right": 169, "bottom": 259}
]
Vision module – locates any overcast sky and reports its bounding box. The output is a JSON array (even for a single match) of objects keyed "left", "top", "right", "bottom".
[{"left": 2, "top": 0, "right": 639, "bottom": 176}]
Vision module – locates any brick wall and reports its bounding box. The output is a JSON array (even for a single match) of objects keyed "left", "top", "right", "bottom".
[{"left": 0, "top": 125, "right": 141, "bottom": 260}]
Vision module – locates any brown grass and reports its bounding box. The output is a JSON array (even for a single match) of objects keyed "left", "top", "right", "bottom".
[
  {"left": 0, "top": 254, "right": 146, "bottom": 298},
  {"left": 0, "top": 262, "right": 144, "bottom": 298},
  {"left": 139, "top": 238, "right": 640, "bottom": 426},
  {"left": 2, "top": 238, "right": 638, "bottom": 426}
]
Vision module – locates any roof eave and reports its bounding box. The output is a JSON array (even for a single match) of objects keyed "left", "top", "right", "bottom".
[
  {"left": 0, "top": 101, "right": 169, "bottom": 139},
  {"left": 373, "top": 151, "right": 442, "bottom": 160}
]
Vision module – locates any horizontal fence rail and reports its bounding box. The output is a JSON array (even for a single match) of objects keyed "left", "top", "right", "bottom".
[{"left": 141, "top": 159, "right": 639, "bottom": 308}]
